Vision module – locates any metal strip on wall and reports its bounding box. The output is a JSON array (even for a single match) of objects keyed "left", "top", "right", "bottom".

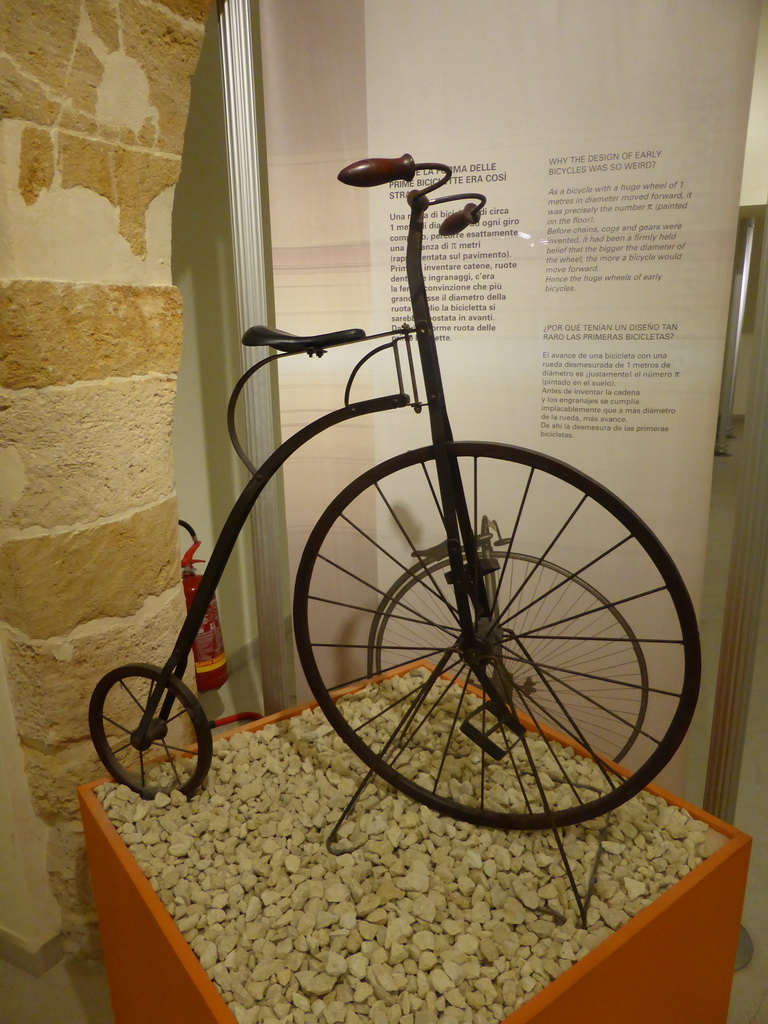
[{"left": 716, "top": 217, "right": 755, "bottom": 455}]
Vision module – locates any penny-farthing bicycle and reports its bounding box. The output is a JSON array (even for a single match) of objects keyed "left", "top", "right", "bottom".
[{"left": 89, "top": 155, "right": 700, "bottom": 835}]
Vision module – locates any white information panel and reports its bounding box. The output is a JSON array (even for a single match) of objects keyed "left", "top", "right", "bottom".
[
  {"left": 259, "top": 1, "right": 759, "bottom": 736},
  {"left": 361, "top": 0, "right": 758, "bottom": 606}
]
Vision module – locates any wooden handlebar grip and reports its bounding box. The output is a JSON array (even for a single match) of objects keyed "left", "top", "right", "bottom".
[
  {"left": 338, "top": 154, "right": 416, "bottom": 187},
  {"left": 438, "top": 203, "right": 481, "bottom": 236}
]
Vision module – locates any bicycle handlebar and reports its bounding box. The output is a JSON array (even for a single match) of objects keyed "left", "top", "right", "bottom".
[
  {"left": 439, "top": 202, "right": 482, "bottom": 237},
  {"left": 338, "top": 154, "right": 416, "bottom": 187}
]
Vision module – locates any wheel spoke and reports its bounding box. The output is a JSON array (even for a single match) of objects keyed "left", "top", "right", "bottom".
[
  {"left": 488, "top": 466, "right": 534, "bottom": 619},
  {"left": 521, "top": 662, "right": 665, "bottom": 748},
  {"left": 315, "top": 554, "right": 458, "bottom": 632},
  {"left": 102, "top": 715, "right": 132, "bottom": 735},
  {"left": 367, "top": 659, "right": 448, "bottom": 765},
  {"left": 158, "top": 742, "right": 197, "bottom": 755},
  {"left": 517, "top": 689, "right": 596, "bottom": 800},
  {"left": 374, "top": 480, "right": 460, "bottom": 628},
  {"left": 160, "top": 741, "right": 183, "bottom": 785},
  {"left": 499, "top": 724, "right": 533, "bottom": 814},
  {"left": 504, "top": 584, "right": 670, "bottom": 639},
  {"left": 491, "top": 533, "right": 633, "bottom": 636},
  {"left": 119, "top": 679, "right": 145, "bottom": 711},
  {"left": 309, "top": 593, "right": 458, "bottom": 640},
  {"left": 431, "top": 669, "right": 472, "bottom": 795},
  {"left": 387, "top": 661, "right": 467, "bottom": 775},
  {"left": 295, "top": 442, "right": 699, "bottom": 830},
  {"left": 91, "top": 665, "right": 211, "bottom": 799},
  {"left": 340, "top": 512, "right": 460, "bottom": 624},
  {"left": 499, "top": 645, "right": 679, "bottom": 699},
  {"left": 352, "top": 675, "right": 448, "bottom": 735},
  {"left": 110, "top": 740, "right": 133, "bottom": 756},
  {"left": 494, "top": 489, "right": 588, "bottom": 624}
]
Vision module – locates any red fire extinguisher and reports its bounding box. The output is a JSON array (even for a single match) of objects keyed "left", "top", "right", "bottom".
[{"left": 179, "top": 520, "right": 228, "bottom": 692}]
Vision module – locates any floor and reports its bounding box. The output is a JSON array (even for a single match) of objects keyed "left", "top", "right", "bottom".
[{"left": 1, "top": 426, "right": 766, "bottom": 1024}]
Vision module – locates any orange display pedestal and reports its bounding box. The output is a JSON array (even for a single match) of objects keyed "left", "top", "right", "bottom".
[{"left": 79, "top": 701, "right": 751, "bottom": 1024}]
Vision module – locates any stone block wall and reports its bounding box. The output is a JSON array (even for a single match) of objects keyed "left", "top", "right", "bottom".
[{"left": 0, "top": 0, "right": 212, "bottom": 954}]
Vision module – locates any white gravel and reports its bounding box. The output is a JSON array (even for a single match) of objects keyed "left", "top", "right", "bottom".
[{"left": 98, "top": 669, "right": 712, "bottom": 1024}]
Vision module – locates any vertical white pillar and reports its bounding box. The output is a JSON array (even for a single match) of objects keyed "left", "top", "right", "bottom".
[
  {"left": 217, "top": 0, "right": 292, "bottom": 710},
  {"left": 704, "top": 204, "right": 768, "bottom": 823}
]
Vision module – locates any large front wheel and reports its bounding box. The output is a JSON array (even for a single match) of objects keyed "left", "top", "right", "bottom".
[{"left": 293, "top": 442, "right": 700, "bottom": 829}]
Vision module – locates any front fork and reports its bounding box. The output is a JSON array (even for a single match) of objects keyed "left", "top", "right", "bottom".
[{"left": 433, "top": 447, "right": 528, "bottom": 752}]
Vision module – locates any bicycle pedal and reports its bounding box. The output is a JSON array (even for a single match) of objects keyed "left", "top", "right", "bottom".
[
  {"left": 460, "top": 699, "right": 523, "bottom": 760},
  {"left": 460, "top": 717, "right": 506, "bottom": 760}
]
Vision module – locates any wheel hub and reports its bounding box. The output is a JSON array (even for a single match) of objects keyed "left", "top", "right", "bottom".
[{"left": 130, "top": 718, "right": 168, "bottom": 752}]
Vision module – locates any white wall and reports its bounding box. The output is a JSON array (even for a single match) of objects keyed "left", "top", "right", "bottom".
[
  {"left": 741, "top": 1, "right": 768, "bottom": 207},
  {"left": 731, "top": 2, "right": 768, "bottom": 418},
  {"left": 0, "top": 646, "right": 61, "bottom": 967}
]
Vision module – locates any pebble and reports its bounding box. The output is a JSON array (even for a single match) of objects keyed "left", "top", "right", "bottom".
[
  {"left": 400, "top": 869, "right": 431, "bottom": 893},
  {"left": 98, "top": 670, "right": 710, "bottom": 1024},
  {"left": 429, "top": 967, "right": 454, "bottom": 994},
  {"left": 296, "top": 971, "right": 336, "bottom": 996},
  {"left": 624, "top": 877, "right": 647, "bottom": 900}
]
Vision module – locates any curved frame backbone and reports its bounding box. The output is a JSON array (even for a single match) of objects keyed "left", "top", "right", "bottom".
[{"left": 163, "top": 386, "right": 411, "bottom": 684}]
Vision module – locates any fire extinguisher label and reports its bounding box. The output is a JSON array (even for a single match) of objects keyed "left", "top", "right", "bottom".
[{"left": 196, "top": 653, "right": 227, "bottom": 672}]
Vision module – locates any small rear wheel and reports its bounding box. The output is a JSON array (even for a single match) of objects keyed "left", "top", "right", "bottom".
[{"left": 89, "top": 663, "right": 212, "bottom": 798}]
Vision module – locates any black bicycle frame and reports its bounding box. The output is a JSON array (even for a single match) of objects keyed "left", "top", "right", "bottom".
[
  {"left": 168, "top": 391, "right": 410, "bottom": 680},
  {"left": 405, "top": 188, "right": 491, "bottom": 635},
  {"left": 128, "top": 383, "right": 410, "bottom": 732},
  {"left": 142, "top": 161, "right": 519, "bottom": 734},
  {"left": 404, "top": 173, "right": 526, "bottom": 736}
]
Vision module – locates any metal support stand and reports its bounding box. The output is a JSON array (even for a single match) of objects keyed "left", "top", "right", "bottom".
[
  {"left": 544, "top": 818, "right": 610, "bottom": 927},
  {"left": 325, "top": 766, "right": 376, "bottom": 855},
  {"left": 326, "top": 773, "right": 609, "bottom": 928},
  {"left": 325, "top": 738, "right": 610, "bottom": 928}
]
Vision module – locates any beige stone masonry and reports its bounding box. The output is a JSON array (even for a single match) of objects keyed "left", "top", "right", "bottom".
[
  {"left": 0, "top": 498, "right": 180, "bottom": 640},
  {"left": 23, "top": 739, "right": 105, "bottom": 823},
  {"left": 57, "top": 132, "right": 116, "bottom": 207},
  {"left": 0, "top": 3, "right": 79, "bottom": 111},
  {"left": 114, "top": 147, "right": 181, "bottom": 256},
  {"left": 1, "top": 1, "right": 206, "bottom": 152},
  {"left": 119, "top": 0, "right": 207, "bottom": 153},
  {"left": 154, "top": 0, "right": 211, "bottom": 24},
  {"left": 0, "top": 0, "right": 214, "bottom": 957},
  {"left": 18, "top": 124, "right": 55, "bottom": 205},
  {"left": 0, "top": 281, "right": 183, "bottom": 389},
  {"left": 0, "top": 120, "right": 177, "bottom": 284},
  {"left": 0, "top": 377, "right": 177, "bottom": 529},
  {"left": 84, "top": 0, "right": 121, "bottom": 54},
  {"left": 56, "top": 132, "right": 180, "bottom": 257},
  {"left": 4, "top": 589, "right": 186, "bottom": 749},
  {"left": 0, "top": 57, "right": 61, "bottom": 127},
  {"left": 46, "top": 819, "right": 101, "bottom": 957}
]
